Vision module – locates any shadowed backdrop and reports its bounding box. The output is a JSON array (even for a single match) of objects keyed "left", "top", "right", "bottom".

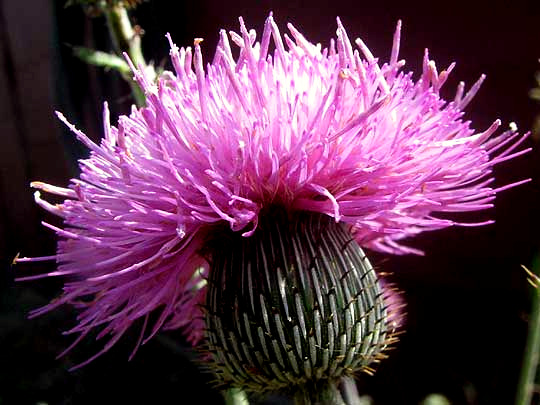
[{"left": 1, "top": 0, "right": 539, "bottom": 404}]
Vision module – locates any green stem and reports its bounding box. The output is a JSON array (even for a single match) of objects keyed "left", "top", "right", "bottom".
[
  {"left": 341, "top": 377, "right": 362, "bottom": 405},
  {"left": 293, "top": 382, "right": 346, "bottom": 405},
  {"left": 516, "top": 268, "right": 540, "bottom": 405},
  {"left": 223, "top": 388, "right": 249, "bottom": 405},
  {"left": 103, "top": 3, "right": 144, "bottom": 65},
  {"left": 101, "top": 1, "right": 147, "bottom": 106}
]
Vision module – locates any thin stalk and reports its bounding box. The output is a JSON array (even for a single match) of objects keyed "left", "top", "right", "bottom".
[
  {"left": 101, "top": 2, "right": 146, "bottom": 106},
  {"left": 516, "top": 266, "right": 540, "bottom": 405},
  {"left": 293, "top": 383, "right": 346, "bottom": 405},
  {"left": 341, "top": 377, "right": 362, "bottom": 405},
  {"left": 224, "top": 388, "right": 249, "bottom": 405}
]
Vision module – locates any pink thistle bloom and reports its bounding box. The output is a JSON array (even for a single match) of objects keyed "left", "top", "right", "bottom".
[{"left": 18, "top": 15, "right": 529, "bottom": 369}]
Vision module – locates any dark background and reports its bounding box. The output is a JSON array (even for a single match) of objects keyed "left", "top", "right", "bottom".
[{"left": 1, "top": 0, "right": 540, "bottom": 404}]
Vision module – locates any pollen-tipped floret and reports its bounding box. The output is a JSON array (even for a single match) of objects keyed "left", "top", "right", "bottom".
[{"left": 18, "top": 15, "right": 529, "bottom": 367}]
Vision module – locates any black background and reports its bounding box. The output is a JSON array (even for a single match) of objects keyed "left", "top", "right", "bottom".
[{"left": 2, "top": 0, "right": 540, "bottom": 404}]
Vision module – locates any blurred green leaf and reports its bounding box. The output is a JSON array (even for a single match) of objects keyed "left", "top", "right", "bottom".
[
  {"left": 529, "top": 88, "right": 540, "bottom": 101},
  {"left": 535, "top": 71, "right": 540, "bottom": 86},
  {"left": 73, "top": 47, "right": 131, "bottom": 75}
]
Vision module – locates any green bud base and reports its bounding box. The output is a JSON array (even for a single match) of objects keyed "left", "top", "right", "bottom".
[{"left": 204, "top": 207, "right": 391, "bottom": 401}]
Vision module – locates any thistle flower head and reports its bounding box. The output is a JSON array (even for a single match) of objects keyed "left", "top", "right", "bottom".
[{"left": 19, "top": 14, "right": 528, "bottom": 388}]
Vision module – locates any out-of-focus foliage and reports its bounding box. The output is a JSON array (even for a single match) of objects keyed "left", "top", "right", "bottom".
[
  {"left": 530, "top": 64, "right": 540, "bottom": 139},
  {"left": 65, "top": 0, "right": 145, "bottom": 16},
  {"left": 72, "top": 47, "right": 131, "bottom": 74}
]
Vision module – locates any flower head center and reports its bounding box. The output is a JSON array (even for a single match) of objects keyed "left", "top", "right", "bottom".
[{"left": 204, "top": 207, "right": 391, "bottom": 394}]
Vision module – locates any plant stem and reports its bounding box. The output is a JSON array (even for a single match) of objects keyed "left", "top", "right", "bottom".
[
  {"left": 293, "top": 382, "right": 346, "bottom": 405},
  {"left": 341, "top": 377, "right": 362, "bottom": 405},
  {"left": 224, "top": 388, "right": 249, "bottom": 405},
  {"left": 101, "top": 1, "right": 146, "bottom": 106},
  {"left": 516, "top": 266, "right": 540, "bottom": 405}
]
